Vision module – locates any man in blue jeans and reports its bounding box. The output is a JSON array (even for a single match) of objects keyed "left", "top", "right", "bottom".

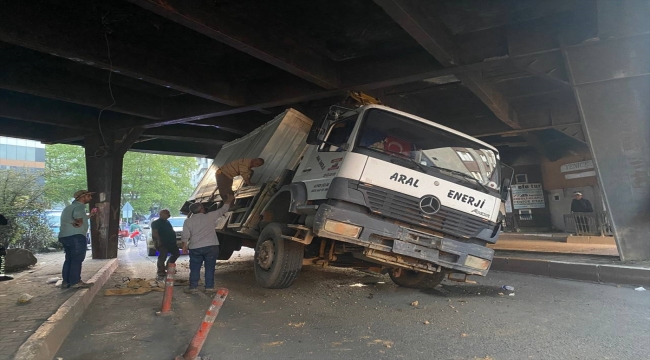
[
  {"left": 58, "top": 190, "right": 95, "bottom": 289},
  {"left": 181, "top": 194, "right": 234, "bottom": 294}
]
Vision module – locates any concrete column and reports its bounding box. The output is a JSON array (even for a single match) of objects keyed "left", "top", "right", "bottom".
[
  {"left": 84, "top": 128, "right": 142, "bottom": 259},
  {"left": 563, "top": 1, "right": 650, "bottom": 260}
]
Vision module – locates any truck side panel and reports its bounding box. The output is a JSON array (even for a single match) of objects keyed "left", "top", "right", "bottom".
[{"left": 189, "top": 109, "right": 313, "bottom": 202}]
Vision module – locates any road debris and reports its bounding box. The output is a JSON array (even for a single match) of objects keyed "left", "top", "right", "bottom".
[
  {"left": 288, "top": 322, "right": 305, "bottom": 328},
  {"left": 411, "top": 300, "right": 419, "bottom": 306},
  {"left": 368, "top": 339, "right": 394, "bottom": 348},
  {"left": 461, "top": 333, "right": 468, "bottom": 337},
  {"left": 423, "top": 320, "right": 430, "bottom": 325},
  {"left": 17, "top": 293, "right": 33, "bottom": 303},
  {"left": 508, "top": 293, "right": 515, "bottom": 297},
  {"left": 262, "top": 341, "right": 284, "bottom": 347},
  {"left": 498, "top": 292, "right": 504, "bottom": 296},
  {"left": 634, "top": 287, "right": 646, "bottom": 291},
  {"left": 502, "top": 285, "right": 515, "bottom": 291},
  {"left": 46, "top": 277, "right": 60, "bottom": 284}
]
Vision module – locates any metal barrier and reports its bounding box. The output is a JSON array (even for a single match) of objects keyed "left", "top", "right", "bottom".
[{"left": 564, "top": 212, "right": 613, "bottom": 236}]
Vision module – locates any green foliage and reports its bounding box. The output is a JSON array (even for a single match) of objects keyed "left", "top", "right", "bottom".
[
  {"left": 44, "top": 144, "right": 87, "bottom": 206},
  {"left": 121, "top": 151, "right": 196, "bottom": 216},
  {"left": 0, "top": 169, "right": 55, "bottom": 250},
  {"left": 45, "top": 144, "right": 196, "bottom": 217}
]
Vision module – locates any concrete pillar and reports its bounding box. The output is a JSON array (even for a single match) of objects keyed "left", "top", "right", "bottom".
[
  {"left": 563, "top": 1, "right": 650, "bottom": 260},
  {"left": 84, "top": 128, "right": 142, "bottom": 259}
]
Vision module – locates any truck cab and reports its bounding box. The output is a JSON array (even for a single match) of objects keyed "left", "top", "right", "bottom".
[{"left": 186, "top": 104, "right": 510, "bottom": 289}]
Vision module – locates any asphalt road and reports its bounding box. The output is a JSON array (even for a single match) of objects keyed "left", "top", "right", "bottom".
[{"left": 56, "top": 242, "right": 650, "bottom": 360}]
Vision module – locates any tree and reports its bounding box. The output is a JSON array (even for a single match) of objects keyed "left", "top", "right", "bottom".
[
  {"left": 44, "top": 144, "right": 87, "bottom": 206},
  {"left": 0, "top": 169, "right": 54, "bottom": 250},
  {"left": 45, "top": 144, "right": 197, "bottom": 217}
]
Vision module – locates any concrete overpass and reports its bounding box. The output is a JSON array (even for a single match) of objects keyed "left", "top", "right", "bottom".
[{"left": 0, "top": 0, "right": 647, "bottom": 260}]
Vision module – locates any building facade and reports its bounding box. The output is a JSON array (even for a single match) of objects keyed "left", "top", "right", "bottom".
[{"left": 0, "top": 136, "right": 45, "bottom": 171}]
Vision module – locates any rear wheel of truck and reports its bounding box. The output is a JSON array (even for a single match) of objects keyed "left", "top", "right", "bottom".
[
  {"left": 254, "top": 223, "right": 303, "bottom": 289},
  {"left": 389, "top": 269, "right": 446, "bottom": 289}
]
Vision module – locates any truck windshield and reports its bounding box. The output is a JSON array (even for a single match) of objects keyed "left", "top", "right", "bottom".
[{"left": 355, "top": 108, "right": 500, "bottom": 188}]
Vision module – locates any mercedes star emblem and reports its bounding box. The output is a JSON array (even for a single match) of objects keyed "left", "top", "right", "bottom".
[{"left": 419, "top": 195, "right": 441, "bottom": 215}]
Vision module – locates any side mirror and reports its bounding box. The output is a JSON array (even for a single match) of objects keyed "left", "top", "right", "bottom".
[
  {"left": 306, "top": 117, "right": 326, "bottom": 145},
  {"left": 500, "top": 178, "right": 511, "bottom": 201}
]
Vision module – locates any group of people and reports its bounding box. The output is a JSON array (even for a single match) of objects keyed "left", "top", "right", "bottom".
[
  {"left": 152, "top": 157, "right": 264, "bottom": 293},
  {"left": 57, "top": 158, "right": 265, "bottom": 293}
]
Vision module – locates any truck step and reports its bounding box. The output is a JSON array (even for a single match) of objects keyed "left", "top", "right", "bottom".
[
  {"left": 295, "top": 205, "right": 319, "bottom": 215},
  {"left": 287, "top": 224, "right": 311, "bottom": 231},
  {"left": 280, "top": 234, "right": 313, "bottom": 245}
]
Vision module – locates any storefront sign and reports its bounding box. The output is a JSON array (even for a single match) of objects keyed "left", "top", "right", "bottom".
[
  {"left": 511, "top": 183, "right": 545, "bottom": 209},
  {"left": 565, "top": 170, "right": 596, "bottom": 179},
  {"left": 560, "top": 160, "right": 593, "bottom": 173}
]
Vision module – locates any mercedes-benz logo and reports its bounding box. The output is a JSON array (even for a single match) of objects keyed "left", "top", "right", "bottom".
[{"left": 419, "top": 195, "right": 441, "bottom": 215}]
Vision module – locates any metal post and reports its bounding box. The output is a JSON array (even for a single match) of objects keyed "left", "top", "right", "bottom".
[
  {"left": 175, "top": 288, "right": 229, "bottom": 360},
  {"left": 156, "top": 263, "right": 176, "bottom": 316}
]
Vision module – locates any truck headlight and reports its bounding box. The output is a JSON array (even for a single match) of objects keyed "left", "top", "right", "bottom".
[
  {"left": 464, "top": 255, "right": 490, "bottom": 270},
  {"left": 324, "top": 220, "right": 362, "bottom": 238}
]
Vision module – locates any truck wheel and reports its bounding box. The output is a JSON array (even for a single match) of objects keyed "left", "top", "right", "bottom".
[
  {"left": 254, "top": 223, "right": 304, "bottom": 289},
  {"left": 389, "top": 269, "right": 446, "bottom": 289},
  {"left": 147, "top": 247, "right": 157, "bottom": 256}
]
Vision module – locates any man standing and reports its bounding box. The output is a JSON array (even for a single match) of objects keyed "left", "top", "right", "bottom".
[
  {"left": 181, "top": 195, "right": 234, "bottom": 294},
  {"left": 215, "top": 158, "right": 265, "bottom": 201},
  {"left": 151, "top": 209, "right": 179, "bottom": 279},
  {"left": 571, "top": 191, "right": 594, "bottom": 233},
  {"left": 59, "top": 190, "right": 95, "bottom": 289}
]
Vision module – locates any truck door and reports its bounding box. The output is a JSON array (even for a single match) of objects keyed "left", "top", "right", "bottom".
[{"left": 294, "top": 118, "right": 356, "bottom": 200}]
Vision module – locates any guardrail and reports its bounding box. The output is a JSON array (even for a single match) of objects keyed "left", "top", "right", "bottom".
[{"left": 564, "top": 212, "right": 613, "bottom": 236}]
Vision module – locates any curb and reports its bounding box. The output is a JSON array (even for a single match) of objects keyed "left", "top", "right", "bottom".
[
  {"left": 492, "top": 257, "right": 650, "bottom": 287},
  {"left": 14, "top": 258, "right": 119, "bottom": 360}
]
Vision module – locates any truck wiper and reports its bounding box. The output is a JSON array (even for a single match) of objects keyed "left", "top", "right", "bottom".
[
  {"left": 358, "top": 146, "right": 428, "bottom": 173},
  {"left": 427, "top": 165, "right": 491, "bottom": 194}
]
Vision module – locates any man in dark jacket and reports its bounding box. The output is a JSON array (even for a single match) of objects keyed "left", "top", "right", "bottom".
[
  {"left": 571, "top": 192, "right": 593, "bottom": 233},
  {"left": 151, "top": 209, "right": 179, "bottom": 279}
]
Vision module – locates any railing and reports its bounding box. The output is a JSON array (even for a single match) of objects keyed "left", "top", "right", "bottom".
[{"left": 564, "top": 212, "right": 613, "bottom": 236}]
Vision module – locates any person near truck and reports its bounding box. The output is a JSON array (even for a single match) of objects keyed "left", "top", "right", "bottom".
[
  {"left": 151, "top": 209, "right": 179, "bottom": 279},
  {"left": 571, "top": 191, "right": 594, "bottom": 234},
  {"left": 181, "top": 194, "right": 234, "bottom": 294},
  {"left": 58, "top": 190, "right": 96, "bottom": 289},
  {"left": 214, "top": 158, "right": 265, "bottom": 201}
]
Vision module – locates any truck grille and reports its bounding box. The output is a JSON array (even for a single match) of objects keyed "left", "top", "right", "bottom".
[{"left": 357, "top": 184, "right": 492, "bottom": 239}]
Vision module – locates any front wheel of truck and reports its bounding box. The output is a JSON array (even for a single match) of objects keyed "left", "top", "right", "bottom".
[
  {"left": 254, "top": 223, "right": 304, "bottom": 289},
  {"left": 389, "top": 269, "right": 446, "bottom": 289}
]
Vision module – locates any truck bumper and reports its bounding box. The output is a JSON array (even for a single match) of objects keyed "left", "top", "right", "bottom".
[{"left": 313, "top": 204, "right": 495, "bottom": 276}]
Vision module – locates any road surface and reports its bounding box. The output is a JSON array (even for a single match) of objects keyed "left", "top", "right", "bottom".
[{"left": 56, "top": 241, "right": 650, "bottom": 360}]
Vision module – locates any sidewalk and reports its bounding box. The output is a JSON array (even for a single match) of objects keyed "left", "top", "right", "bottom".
[
  {"left": 489, "top": 238, "right": 619, "bottom": 256},
  {"left": 0, "top": 251, "right": 113, "bottom": 360}
]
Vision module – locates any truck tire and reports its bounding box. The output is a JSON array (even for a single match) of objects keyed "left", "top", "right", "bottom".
[
  {"left": 389, "top": 269, "right": 446, "bottom": 289},
  {"left": 254, "top": 222, "right": 304, "bottom": 289}
]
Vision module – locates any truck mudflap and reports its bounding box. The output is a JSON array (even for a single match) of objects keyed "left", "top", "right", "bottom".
[{"left": 313, "top": 203, "right": 494, "bottom": 276}]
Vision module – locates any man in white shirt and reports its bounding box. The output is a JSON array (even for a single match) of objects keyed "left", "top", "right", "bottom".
[{"left": 181, "top": 195, "right": 234, "bottom": 294}]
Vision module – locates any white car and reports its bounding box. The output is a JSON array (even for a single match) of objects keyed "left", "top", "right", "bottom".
[{"left": 146, "top": 217, "right": 186, "bottom": 256}]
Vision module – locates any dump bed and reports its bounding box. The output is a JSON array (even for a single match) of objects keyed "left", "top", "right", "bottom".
[{"left": 189, "top": 108, "right": 313, "bottom": 202}]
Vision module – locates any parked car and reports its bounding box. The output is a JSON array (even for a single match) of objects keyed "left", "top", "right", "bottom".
[
  {"left": 146, "top": 216, "right": 186, "bottom": 256},
  {"left": 45, "top": 210, "right": 63, "bottom": 237}
]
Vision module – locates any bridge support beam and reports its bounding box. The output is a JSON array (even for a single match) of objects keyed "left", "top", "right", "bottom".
[
  {"left": 563, "top": 0, "right": 650, "bottom": 260},
  {"left": 84, "top": 128, "right": 142, "bottom": 259}
]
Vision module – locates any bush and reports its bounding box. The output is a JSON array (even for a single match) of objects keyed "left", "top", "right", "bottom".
[{"left": 0, "top": 169, "right": 55, "bottom": 252}]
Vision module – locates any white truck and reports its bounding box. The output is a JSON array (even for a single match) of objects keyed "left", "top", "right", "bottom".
[{"left": 186, "top": 102, "right": 511, "bottom": 289}]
